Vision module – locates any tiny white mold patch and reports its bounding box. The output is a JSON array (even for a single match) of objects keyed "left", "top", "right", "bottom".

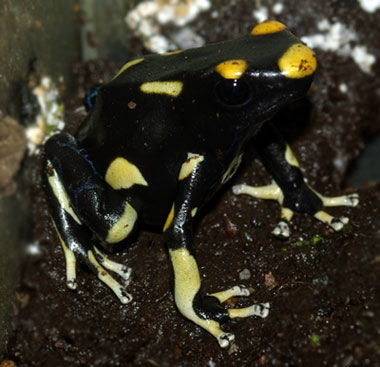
[
  {"left": 273, "top": 2, "right": 284, "bottom": 14},
  {"left": 358, "top": 0, "right": 380, "bottom": 13},
  {"left": 125, "top": 0, "right": 210, "bottom": 53},
  {"left": 252, "top": 6, "right": 269, "bottom": 23},
  {"left": 26, "top": 240, "right": 41, "bottom": 255},
  {"left": 25, "top": 75, "right": 65, "bottom": 154},
  {"left": 301, "top": 19, "right": 376, "bottom": 74},
  {"left": 339, "top": 83, "right": 348, "bottom": 94}
]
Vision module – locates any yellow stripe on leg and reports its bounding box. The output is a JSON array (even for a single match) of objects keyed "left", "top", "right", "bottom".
[
  {"left": 228, "top": 302, "right": 270, "bottom": 319},
  {"left": 53, "top": 221, "right": 77, "bottom": 290},
  {"left": 232, "top": 183, "right": 284, "bottom": 203},
  {"left": 169, "top": 247, "right": 234, "bottom": 348}
]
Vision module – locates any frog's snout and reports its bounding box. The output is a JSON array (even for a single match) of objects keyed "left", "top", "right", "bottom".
[{"left": 278, "top": 43, "right": 317, "bottom": 79}]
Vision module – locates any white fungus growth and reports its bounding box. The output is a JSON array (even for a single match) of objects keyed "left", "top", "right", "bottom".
[
  {"left": 25, "top": 76, "right": 65, "bottom": 154},
  {"left": 301, "top": 19, "right": 376, "bottom": 74},
  {"left": 358, "top": 0, "right": 380, "bottom": 13},
  {"left": 126, "top": 0, "right": 211, "bottom": 53},
  {"left": 272, "top": 2, "right": 284, "bottom": 14},
  {"left": 252, "top": 6, "right": 269, "bottom": 23}
]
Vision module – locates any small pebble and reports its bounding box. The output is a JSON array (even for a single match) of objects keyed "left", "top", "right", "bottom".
[{"left": 239, "top": 268, "right": 251, "bottom": 280}]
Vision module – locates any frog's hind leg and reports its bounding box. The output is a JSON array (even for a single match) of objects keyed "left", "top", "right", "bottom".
[
  {"left": 232, "top": 122, "right": 359, "bottom": 238},
  {"left": 43, "top": 133, "right": 134, "bottom": 303},
  {"left": 165, "top": 153, "right": 269, "bottom": 348}
]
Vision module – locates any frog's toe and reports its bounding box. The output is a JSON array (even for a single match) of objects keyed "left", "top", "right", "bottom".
[
  {"left": 320, "top": 192, "right": 360, "bottom": 208},
  {"left": 228, "top": 302, "right": 270, "bottom": 319},
  {"left": 88, "top": 249, "right": 133, "bottom": 304},
  {"left": 272, "top": 219, "right": 290, "bottom": 238},
  {"left": 346, "top": 193, "right": 360, "bottom": 207},
  {"left": 314, "top": 210, "right": 349, "bottom": 231},
  {"left": 218, "top": 332, "right": 235, "bottom": 348},
  {"left": 210, "top": 285, "right": 250, "bottom": 302},
  {"left": 94, "top": 246, "right": 132, "bottom": 284}
]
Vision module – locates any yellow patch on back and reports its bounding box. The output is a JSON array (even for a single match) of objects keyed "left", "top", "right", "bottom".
[
  {"left": 105, "top": 157, "right": 148, "bottom": 190},
  {"left": 163, "top": 203, "right": 175, "bottom": 232},
  {"left": 140, "top": 81, "right": 183, "bottom": 97},
  {"left": 106, "top": 202, "right": 137, "bottom": 243},
  {"left": 278, "top": 43, "right": 317, "bottom": 79},
  {"left": 215, "top": 59, "right": 248, "bottom": 80},
  {"left": 113, "top": 57, "right": 144, "bottom": 80},
  {"left": 178, "top": 153, "right": 204, "bottom": 181},
  {"left": 251, "top": 20, "right": 286, "bottom": 35}
]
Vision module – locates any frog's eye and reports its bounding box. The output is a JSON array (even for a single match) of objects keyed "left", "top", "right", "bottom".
[{"left": 214, "top": 79, "right": 252, "bottom": 108}]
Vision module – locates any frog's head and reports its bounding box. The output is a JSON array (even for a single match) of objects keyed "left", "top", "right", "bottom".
[{"left": 207, "top": 21, "right": 316, "bottom": 125}]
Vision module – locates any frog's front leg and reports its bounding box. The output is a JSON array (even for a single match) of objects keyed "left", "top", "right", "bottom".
[
  {"left": 43, "top": 133, "right": 134, "bottom": 303},
  {"left": 233, "top": 123, "right": 359, "bottom": 238},
  {"left": 164, "top": 153, "right": 269, "bottom": 348}
]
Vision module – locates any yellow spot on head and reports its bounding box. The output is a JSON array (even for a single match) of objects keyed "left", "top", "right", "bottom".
[
  {"left": 215, "top": 59, "right": 248, "bottom": 80},
  {"left": 163, "top": 204, "right": 175, "bottom": 232},
  {"left": 140, "top": 81, "right": 183, "bottom": 97},
  {"left": 113, "top": 57, "right": 144, "bottom": 80},
  {"left": 278, "top": 43, "right": 317, "bottom": 78},
  {"left": 105, "top": 157, "right": 148, "bottom": 190},
  {"left": 251, "top": 20, "right": 286, "bottom": 35},
  {"left": 178, "top": 153, "right": 204, "bottom": 181}
]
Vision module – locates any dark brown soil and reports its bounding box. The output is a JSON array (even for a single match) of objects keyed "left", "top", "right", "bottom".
[{"left": 6, "top": 1, "right": 380, "bottom": 366}]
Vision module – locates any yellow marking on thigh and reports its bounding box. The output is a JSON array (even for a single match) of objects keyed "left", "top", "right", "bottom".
[
  {"left": 106, "top": 202, "right": 137, "bottom": 243},
  {"left": 105, "top": 157, "right": 148, "bottom": 190},
  {"left": 178, "top": 153, "right": 204, "bottom": 180},
  {"left": 285, "top": 145, "right": 299, "bottom": 167},
  {"left": 163, "top": 203, "right": 175, "bottom": 232},
  {"left": 278, "top": 43, "right": 317, "bottom": 79},
  {"left": 112, "top": 57, "right": 144, "bottom": 80},
  {"left": 140, "top": 81, "right": 183, "bottom": 97},
  {"left": 47, "top": 161, "right": 81, "bottom": 224},
  {"left": 251, "top": 20, "right": 286, "bottom": 35},
  {"left": 215, "top": 59, "right": 248, "bottom": 80},
  {"left": 221, "top": 154, "right": 243, "bottom": 184}
]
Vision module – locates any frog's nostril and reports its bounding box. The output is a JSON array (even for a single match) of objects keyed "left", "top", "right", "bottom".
[{"left": 278, "top": 43, "right": 317, "bottom": 79}]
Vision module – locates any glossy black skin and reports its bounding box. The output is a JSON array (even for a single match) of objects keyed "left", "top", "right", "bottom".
[
  {"left": 70, "top": 30, "right": 312, "bottom": 228},
  {"left": 43, "top": 27, "right": 318, "bottom": 328}
]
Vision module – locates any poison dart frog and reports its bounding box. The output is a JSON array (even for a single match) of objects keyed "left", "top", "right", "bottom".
[{"left": 43, "top": 20, "right": 359, "bottom": 348}]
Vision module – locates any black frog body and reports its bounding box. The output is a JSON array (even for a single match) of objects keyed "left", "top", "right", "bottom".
[{"left": 43, "top": 21, "right": 358, "bottom": 348}]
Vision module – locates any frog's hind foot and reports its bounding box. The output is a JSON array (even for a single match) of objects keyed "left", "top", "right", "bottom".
[
  {"left": 232, "top": 182, "right": 359, "bottom": 237},
  {"left": 199, "top": 285, "right": 270, "bottom": 348},
  {"left": 210, "top": 285, "right": 270, "bottom": 319}
]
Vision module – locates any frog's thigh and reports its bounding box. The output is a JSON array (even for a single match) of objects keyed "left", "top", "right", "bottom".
[{"left": 44, "top": 133, "right": 139, "bottom": 244}]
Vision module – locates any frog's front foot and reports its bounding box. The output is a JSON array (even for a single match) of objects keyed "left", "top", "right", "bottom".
[
  {"left": 232, "top": 183, "right": 359, "bottom": 238},
  {"left": 60, "top": 239, "right": 133, "bottom": 304}
]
